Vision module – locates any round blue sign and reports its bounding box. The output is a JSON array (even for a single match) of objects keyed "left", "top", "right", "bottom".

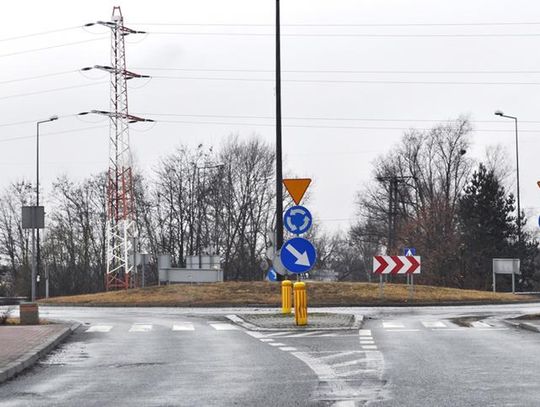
[
  {"left": 281, "top": 237, "right": 317, "bottom": 274},
  {"left": 284, "top": 205, "right": 312, "bottom": 235},
  {"left": 266, "top": 268, "right": 278, "bottom": 282}
]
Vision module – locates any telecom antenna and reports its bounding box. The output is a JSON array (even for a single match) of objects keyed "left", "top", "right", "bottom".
[{"left": 83, "top": 7, "right": 152, "bottom": 290}]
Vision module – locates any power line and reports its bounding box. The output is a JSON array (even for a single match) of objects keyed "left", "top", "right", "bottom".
[
  {"left": 0, "top": 37, "right": 107, "bottom": 59},
  {"left": 149, "top": 31, "right": 540, "bottom": 38},
  {"left": 0, "top": 70, "right": 79, "bottom": 86},
  {"left": 156, "top": 119, "right": 540, "bottom": 132},
  {"left": 0, "top": 82, "right": 106, "bottom": 102},
  {"left": 0, "top": 125, "right": 108, "bottom": 144},
  {"left": 135, "top": 112, "right": 540, "bottom": 124},
  {"left": 0, "top": 26, "right": 81, "bottom": 42},
  {"left": 136, "top": 67, "right": 540, "bottom": 75},
  {"left": 135, "top": 21, "right": 540, "bottom": 27},
  {"left": 151, "top": 75, "right": 540, "bottom": 86}
]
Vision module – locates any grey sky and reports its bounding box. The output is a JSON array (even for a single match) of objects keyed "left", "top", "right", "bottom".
[{"left": 1, "top": 0, "right": 540, "bottom": 234}]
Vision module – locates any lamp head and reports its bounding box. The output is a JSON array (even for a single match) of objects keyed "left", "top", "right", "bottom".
[
  {"left": 49, "top": 115, "right": 58, "bottom": 122},
  {"left": 494, "top": 110, "right": 504, "bottom": 116}
]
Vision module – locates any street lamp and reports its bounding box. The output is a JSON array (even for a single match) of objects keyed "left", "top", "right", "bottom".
[
  {"left": 34, "top": 115, "right": 58, "bottom": 301},
  {"left": 494, "top": 110, "right": 521, "bottom": 248}
]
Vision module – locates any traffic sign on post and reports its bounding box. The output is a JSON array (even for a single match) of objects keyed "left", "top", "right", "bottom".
[
  {"left": 267, "top": 268, "right": 278, "bottom": 282},
  {"left": 281, "top": 237, "right": 317, "bottom": 274},
  {"left": 283, "top": 178, "right": 311, "bottom": 205},
  {"left": 284, "top": 205, "right": 312, "bottom": 235},
  {"left": 373, "top": 255, "right": 421, "bottom": 274},
  {"left": 403, "top": 247, "right": 416, "bottom": 256}
]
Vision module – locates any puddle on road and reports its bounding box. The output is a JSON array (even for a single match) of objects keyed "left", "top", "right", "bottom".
[{"left": 39, "top": 340, "right": 90, "bottom": 366}]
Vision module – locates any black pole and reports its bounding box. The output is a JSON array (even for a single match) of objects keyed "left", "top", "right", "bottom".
[
  {"left": 275, "top": 0, "right": 284, "bottom": 278},
  {"left": 36, "top": 122, "right": 40, "bottom": 299},
  {"left": 388, "top": 178, "right": 393, "bottom": 255},
  {"left": 514, "top": 117, "right": 521, "bottom": 249}
]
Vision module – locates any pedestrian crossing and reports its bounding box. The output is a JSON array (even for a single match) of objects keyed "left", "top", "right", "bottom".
[
  {"left": 84, "top": 322, "right": 239, "bottom": 333},
  {"left": 380, "top": 320, "right": 507, "bottom": 331},
  {"left": 83, "top": 319, "right": 506, "bottom": 335}
]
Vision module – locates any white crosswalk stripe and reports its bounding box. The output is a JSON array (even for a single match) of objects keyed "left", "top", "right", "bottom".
[
  {"left": 422, "top": 321, "right": 447, "bottom": 328},
  {"left": 85, "top": 325, "right": 113, "bottom": 333},
  {"left": 129, "top": 324, "right": 153, "bottom": 332},
  {"left": 172, "top": 322, "right": 195, "bottom": 331},
  {"left": 209, "top": 323, "right": 239, "bottom": 331},
  {"left": 471, "top": 321, "right": 491, "bottom": 328}
]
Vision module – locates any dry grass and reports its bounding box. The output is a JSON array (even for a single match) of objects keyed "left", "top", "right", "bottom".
[{"left": 38, "top": 281, "right": 537, "bottom": 307}]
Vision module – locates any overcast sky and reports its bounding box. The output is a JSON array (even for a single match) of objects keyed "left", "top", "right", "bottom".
[{"left": 2, "top": 0, "right": 540, "bottom": 234}]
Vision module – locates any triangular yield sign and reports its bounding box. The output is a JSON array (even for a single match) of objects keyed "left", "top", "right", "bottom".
[{"left": 283, "top": 178, "right": 311, "bottom": 205}]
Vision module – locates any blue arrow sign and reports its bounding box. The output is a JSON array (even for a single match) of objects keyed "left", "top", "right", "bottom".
[
  {"left": 284, "top": 205, "right": 312, "bottom": 235},
  {"left": 266, "top": 268, "right": 278, "bottom": 282},
  {"left": 281, "top": 237, "right": 317, "bottom": 274}
]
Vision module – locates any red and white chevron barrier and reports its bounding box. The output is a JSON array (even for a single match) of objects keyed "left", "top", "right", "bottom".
[{"left": 372, "top": 256, "right": 421, "bottom": 275}]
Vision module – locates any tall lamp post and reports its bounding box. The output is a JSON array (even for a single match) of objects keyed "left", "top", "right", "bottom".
[
  {"left": 494, "top": 110, "right": 521, "bottom": 248},
  {"left": 35, "top": 115, "right": 58, "bottom": 300}
]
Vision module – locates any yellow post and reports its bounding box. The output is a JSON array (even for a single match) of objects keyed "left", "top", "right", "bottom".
[
  {"left": 281, "top": 280, "right": 292, "bottom": 314},
  {"left": 293, "top": 281, "right": 308, "bottom": 326}
]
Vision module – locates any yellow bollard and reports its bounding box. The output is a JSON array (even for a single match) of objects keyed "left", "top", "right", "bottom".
[
  {"left": 293, "top": 281, "right": 308, "bottom": 326},
  {"left": 281, "top": 280, "right": 292, "bottom": 314}
]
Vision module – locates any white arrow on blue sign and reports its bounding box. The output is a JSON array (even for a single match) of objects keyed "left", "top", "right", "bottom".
[
  {"left": 284, "top": 205, "right": 312, "bottom": 235},
  {"left": 281, "top": 237, "right": 317, "bottom": 274}
]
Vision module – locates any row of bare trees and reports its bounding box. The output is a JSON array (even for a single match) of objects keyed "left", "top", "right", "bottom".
[{"left": 0, "top": 136, "right": 276, "bottom": 297}]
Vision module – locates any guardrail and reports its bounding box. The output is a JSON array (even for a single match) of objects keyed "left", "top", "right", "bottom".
[{"left": 0, "top": 297, "right": 27, "bottom": 305}]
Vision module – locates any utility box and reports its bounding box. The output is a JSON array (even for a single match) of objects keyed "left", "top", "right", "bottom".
[{"left": 19, "top": 302, "right": 39, "bottom": 325}]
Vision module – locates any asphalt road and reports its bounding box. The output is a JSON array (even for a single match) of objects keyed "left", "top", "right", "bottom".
[{"left": 1, "top": 303, "right": 540, "bottom": 406}]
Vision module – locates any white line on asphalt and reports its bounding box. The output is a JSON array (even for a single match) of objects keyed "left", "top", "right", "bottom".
[
  {"left": 269, "top": 342, "right": 286, "bottom": 346},
  {"left": 471, "top": 321, "right": 491, "bottom": 328},
  {"left": 129, "top": 324, "right": 153, "bottom": 332},
  {"left": 172, "top": 322, "right": 194, "bottom": 331},
  {"left": 431, "top": 328, "right": 466, "bottom": 331},
  {"left": 319, "top": 351, "right": 364, "bottom": 361},
  {"left": 262, "top": 331, "right": 294, "bottom": 337},
  {"left": 422, "top": 321, "right": 447, "bottom": 328},
  {"left": 360, "top": 340, "right": 375, "bottom": 344},
  {"left": 209, "top": 323, "right": 239, "bottom": 331},
  {"left": 282, "top": 331, "right": 323, "bottom": 338},
  {"left": 362, "top": 345, "right": 378, "bottom": 350},
  {"left": 279, "top": 347, "right": 297, "bottom": 351},
  {"left": 385, "top": 329, "right": 420, "bottom": 332},
  {"left": 382, "top": 322, "right": 405, "bottom": 329},
  {"left": 85, "top": 325, "right": 113, "bottom": 333},
  {"left": 260, "top": 338, "right": 274, "bottom": 342},
  {"left": 359, "top": 329, "right": 372, "bottom": 336},
  {"left": 332, "top": 359, "right": 365, "bottom": 369},
  {"left": 245, "top": 331, "right": 265, "bottom": 338}
]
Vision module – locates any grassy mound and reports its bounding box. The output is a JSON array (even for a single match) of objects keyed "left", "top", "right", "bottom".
[{"left": 38, "top": 281, "right": 537, "bottom": 307}]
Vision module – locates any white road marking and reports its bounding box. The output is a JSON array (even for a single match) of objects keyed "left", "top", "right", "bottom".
[
  {"left": 260, "top": 338, "right": 274, "bottom": 342},
  {"left": 172, "top": 322, "right": 194, "bottom": 331},
  {"left": 432, "top": 328, "right": 466, "bottom": 331},
  {"left": 422, "top": 321, "right": 447, "bottom": 328},
  {"left": 360, "top": 340, "right": 375, "bottom": 344},
  {"left": 269, "top": 342, "right": 286, "bottom": 346},
  {"left": 282, "top": 331, "right": 323, "bottom": 338},
  {"left": 279, "top": 347, "right": 297, "bottom": 351},
  {"left": 209, "top": 323, "right": 239, "bottom": 331},
  {"left": 471, "top": 321, "right": 491, "bottom": 328},
  {"left": 385, "top": 329, "right": 420, "bottom": 332},
  {"left": 362, "top": 345, "right": 378, "bottom": 350},
  {"left": 319, "top": 351, "right": 365, "bottom": 361},
  {"left": 382, "top": 322, "right": 405, "bottom": 329},
  {"left": 263, "top": 331, "right": 294, "bottom": 337},
  {"left": 359, "top": 329, "right": 372, "bottom": 336},
  {"left": 85, "top": 325, "right": 112, "bottom": 333},
  {"left": 332, "top": 359, "right": 365, "bottom": 369},
  {"left": 129, "top": 324, "right": 153, "bottom": 332},
  {"left": 245, "top": 331, "right": 265, "bottom": 338}
]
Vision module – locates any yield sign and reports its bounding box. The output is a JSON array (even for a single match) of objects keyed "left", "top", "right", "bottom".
[
  {"left": 283, "top": 178, "right": 311, "bottom": 205},
  {"left": 372, "top": 256, "right": 421, "bottom": 275}
]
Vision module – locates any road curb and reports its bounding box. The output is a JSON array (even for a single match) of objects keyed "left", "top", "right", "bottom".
[
  {"left": 226, "top": 313, "right": 363, "bottom": 331},
  {"left": 503, "top": 319, "right": 540, "bottom": 333},
  {"left": 0, "top": 321, "right": 80, "bottom": 385}
]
